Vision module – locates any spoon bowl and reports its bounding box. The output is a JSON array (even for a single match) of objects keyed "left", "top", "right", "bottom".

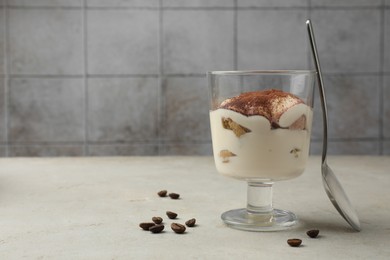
[{"left": 322, "top": 163, "right": 361, "bottom": 231}]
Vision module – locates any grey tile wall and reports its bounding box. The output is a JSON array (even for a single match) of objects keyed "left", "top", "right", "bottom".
[
  {"left": 0, "top": 0, "right": 388, "bottom": 157},
  {"left": 238, "top": 0, "right": 308, "bottom": 7},
  {"left": 160, "top": 143, "right": 212, "bottom": 155},
  {"left": 87, "top": 77, "right": 158, "bottom": 142},
  {"left": 163, "top": 9, "right": 234, "bottom": 74},
  {"left": 87, "top": 144, "right": 158, "bottom": 156},
  {"left": 0, "top": 6, "right": 5, "bottom": 147},
  {"left": 0, "top": 78, "right": 5, "bottom": 143},
  {"left": 0, "top": 145, "right": 6, "bottom": 156},
  {"left": 163, "top": 77, "right": 210, "bottom": 142},
  {"left": 0, "top": 8, "right": 4, "bottom": 76},
  {"left": 384, "top": 141, "right": 390, "bottom": 154},
  {"left": 385, "top": 8, "right": 390, "bottom": 72},
  {"left": 8, "top": 8, "right": 83, "bottom": 75},
  {"left": 9, "top": 78, "right": 85, "bottom": 143},
  {"left": 163, "top": 0, "right": 234, "bottom": 8},
  {"left": 87, "top": 9, "right": 159, "bottom": 75},
  {"left": 311, "top": 75, "right": 380, "bottom": 140},
  {"left": 9, "top": 144, "right": 84, "bottom": 157},
  {"left": 383, "top": 9, "right": 390, "bottom": 154},
  {"left": 237, "top": 9, "right": 308, "bottom": 70},
  {"left": 7, "top": 0, "right": 82, "bottom": 7},
  {"left": 310, "top": 140, "right": 380, "bottom": 155},
  {"left": 310, "top": 8, "right": 380, "bottom": 74},
  {"left": 384, "top": 76, "right": 390, "bottom": 139},
  {"left": 87, "top": 0, "right": 158, "bottom": 8},
  {"left": 311, "top": 0, "right": 382, "bottom": 7},
  {"left": 4, "top": 0, "right": 83, "bottom": 7}
]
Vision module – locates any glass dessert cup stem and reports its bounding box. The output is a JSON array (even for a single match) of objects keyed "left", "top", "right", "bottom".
[{"left": 221, "top": 181, "right": 297, "bottom": 231}]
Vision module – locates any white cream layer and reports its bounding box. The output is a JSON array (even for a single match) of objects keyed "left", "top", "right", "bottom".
[{"left": 210, "top": 104, "right": 313, "bottom": 181}]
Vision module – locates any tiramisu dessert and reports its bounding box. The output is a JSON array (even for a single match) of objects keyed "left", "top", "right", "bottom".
[{"left": 210, "top": 89, "right": 313, "bottom": 181}]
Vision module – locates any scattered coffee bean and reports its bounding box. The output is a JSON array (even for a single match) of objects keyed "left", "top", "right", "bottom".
[
  {"left": 152, "top": 216, "right": 163, "bottom": 224},
  {"left": 157, "top": 190, "right": 167, "bottom": 197},
  {"left": 149, "top": 224, "right": 164, "bottom": 233},
  {"left": 287, "top": 238, "right": 302, "bottom": 247},
  {"left": 306, "top": 229, "right": 319, "bottom": 238},
  {"left": 166, "top": 211, "right": 178, "bottom": 219},
  {"left": 171, "top": 223, "right": 186, "bottom": 234},
  {"left": 139, "top": 222, "right": 155, "bottom": 231},
  {"left": 168, "top": 193, "right": 180, "bottom": 199},
  {"left": 185, "top": 218, "right": 196, "bottom": 227}
]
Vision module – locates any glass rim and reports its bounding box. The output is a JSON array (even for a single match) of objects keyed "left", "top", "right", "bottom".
[{"left": 208, "top": 70, "right": 316, "bottom": 76}]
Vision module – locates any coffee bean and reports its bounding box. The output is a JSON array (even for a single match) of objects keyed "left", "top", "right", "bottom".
[
  {"left": 171, "top": 223, "right": 186, "bottom": 234},
  {"left": 185, "top": 218, "right": 196, "bottom": 227},
  {"left": 149, "top": 224, "right": 164, "bottom": 233},
  {"left": 157, "top": 190, "right": 167, "bottom": 197},
  {"left": 306, "top": 229, "right": 319, "bottom": 238},
  {"left": 139, "top": 222, "right": 155, "bottom": 231},
  {"left": 287, "top": 238, "right": 302, "bottom": 247},
  {"left": 152, "top": 216, "right": 163, "bottom": 224},
  {"left": 166, "top": 211, "right": 178, "bottom": 219},
  {"left": 168, "top": 193, "right": 180, "bottom": 199}
]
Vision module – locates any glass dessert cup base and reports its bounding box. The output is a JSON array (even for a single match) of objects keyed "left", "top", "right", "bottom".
[
  {"left": 221, "top": 208, "right": 297, "bottom": 232},
  {"left": 221, "top": 181, "right": 297, "bottom": 231}
]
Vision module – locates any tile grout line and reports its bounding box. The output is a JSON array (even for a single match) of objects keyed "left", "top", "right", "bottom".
[
  {"left": 5, "top": 6, "right": 161, "bottom": 11},
  {"left": 5, "top": 141, "right": 165, "bottom": 146},
  {"left": 233, "top": 0, "right": 238, "bottom": 70},
  {"left": 3, "top": 4, "right": 9, "bottom": 156},
  {"left": 5, "top": 5, "right": 384, "bottom": 11},
  {"left": 7, "top": 74, "right": 158, "bottom": 78},
  {"left": 2, "top": 137, "right": 385, "bottom": 146},
  {"left": 3, "top": 6, "right": 302, "bottom": 11},
  {"left": 157, "top": 0, "right": 164, "bottom": 155},
  {"left": 2, "top": 135, "right": 388, "bottom": 144},
  {"left": 379, "top": 0, "right": 385, "bottom": 155},
  {"left": 82, "top": 0, "right": 88, "bottom": 156},
  {"left": 307, "top": 0, "right": 312, "bottom": 71},
  {"left": 235, "top": 0, "right": 244, "bottom": 92},
  {"left": 8, "top": 71, "right": 390, "bottom": 79},
  {"left": 5, "top": 72, "right": 386, "bottom": 78},
  {"left": 6, "top": 5, "right": 85, "bottom": 10},
  {"left": 311, "top": 137, "right": 384, "bottom": 142},
  {"left": 0, "top": 7, "right": 2, "bottom": 154}
]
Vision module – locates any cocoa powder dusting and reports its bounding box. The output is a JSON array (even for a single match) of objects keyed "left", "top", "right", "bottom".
[{"left": 218, "top": 89, "right": 303, "bottom": 124}]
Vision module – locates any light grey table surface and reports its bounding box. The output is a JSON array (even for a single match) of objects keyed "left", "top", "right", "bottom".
[{"left": 0, "top": 156, "right": 389, "bottom": 259}]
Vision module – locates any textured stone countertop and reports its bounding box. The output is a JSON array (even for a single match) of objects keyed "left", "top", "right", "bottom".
[{"left": 0, "top": 156, "right": 389, "bottom": 259}]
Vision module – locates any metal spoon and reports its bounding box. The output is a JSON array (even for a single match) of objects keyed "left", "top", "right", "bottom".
[{"left": 306, "top": 20, "right": 361, "bottom": 231}]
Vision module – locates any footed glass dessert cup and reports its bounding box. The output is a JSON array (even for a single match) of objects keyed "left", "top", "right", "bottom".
[{"left": 208, "top": 70, "right": 315, "bottom": 231}]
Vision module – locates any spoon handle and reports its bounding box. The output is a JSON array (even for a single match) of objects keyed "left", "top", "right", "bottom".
[{"left": 306, "top": 20, "right": 328, "bottom": 163}]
